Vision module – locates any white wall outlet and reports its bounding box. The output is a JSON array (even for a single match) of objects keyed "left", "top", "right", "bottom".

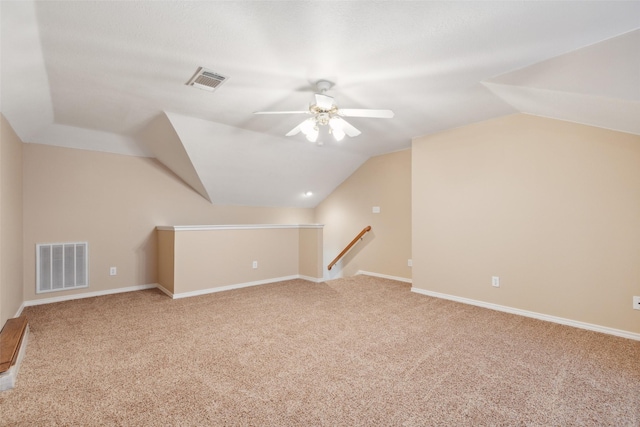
[
  {"left": 492, "top": 276, "right": 500, "bottom": 287},
  {"left": 109, "top": 267, "right": 117, "bottom": 276},
  {"left": 252, "top": 261, "right": 258, "bottom": 269},
  {"left": 372, "top": 206, "right": 381, "bottom": 214},
  {"left": 633, "top": 296, "right": 640, "bottom": 310},
  {"left": 408, "top": 259, "right": 413, "bottom": 267}
]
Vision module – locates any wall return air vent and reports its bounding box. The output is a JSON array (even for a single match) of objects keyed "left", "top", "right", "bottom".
[
  {"left": 36, "top": 242, "right": 88, "bottom": 293},
  {"left": 186, "top": 67, "right": 228, "bottom": 92}
]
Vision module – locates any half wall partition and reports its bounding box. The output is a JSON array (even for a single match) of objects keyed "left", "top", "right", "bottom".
[{"left": 157, "top": 224, "right": 323, "bottom": 298}]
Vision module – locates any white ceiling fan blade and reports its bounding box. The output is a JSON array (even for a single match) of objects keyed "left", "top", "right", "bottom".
[
  {"left": 339, "top": 108, "right": 394, "bottom": 118},
  {"left": 286, "top": 120, "right": 308, "bottom": 136},
  {"left": 254, "top": 110, "right": 309, "bottom": 115},
  {"left": 315, "top": 94, "right": 335, "bottom": 110},
  {"left": 339, "top": 118, "right": 361, "bottom": 137}
]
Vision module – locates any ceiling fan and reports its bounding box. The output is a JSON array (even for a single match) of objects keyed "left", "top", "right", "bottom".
[{"left": 254, "top": 80, "right": 394, "bottom": 143}]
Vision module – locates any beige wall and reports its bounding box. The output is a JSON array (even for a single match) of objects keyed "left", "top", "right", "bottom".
[
  {"left": 22, "top": 143, "right": 314, "bottom": 301},
  {"left": 0, "top": 115, "right": 24, "bottom": 325},
  {"left": 165, "top": 227, "right": 299, "bottom": 295},
  {"left": 298, "top": 227, "right": 323, "bottom": 279},
  {"left": 315, "top": 149, "right": 411, "bottom": 280},
  {"left": 15, "top": 112, "right": 640, "bottom": 337},
  {"left": 157, "top": 230, "right": 175, "bottom": 294},
  {"left": 412, "top": 114, "right": 640, "bottom": 334},
  {"left": 158, "top": 225, "right": 323, "bottom": 296}
]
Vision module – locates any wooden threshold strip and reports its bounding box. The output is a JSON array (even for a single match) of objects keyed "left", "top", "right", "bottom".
[{"left": 0, "top": 316, "right": 28, "bottom": 373}]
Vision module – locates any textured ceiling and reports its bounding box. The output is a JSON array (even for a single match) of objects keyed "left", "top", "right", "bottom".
[{"left": 1, "top": 1, "right": 639, "bottom": 207}]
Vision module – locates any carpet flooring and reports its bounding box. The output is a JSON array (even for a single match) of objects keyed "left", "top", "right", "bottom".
[{"left": 1, "top": 276, "right": 639, "bottom": 426}]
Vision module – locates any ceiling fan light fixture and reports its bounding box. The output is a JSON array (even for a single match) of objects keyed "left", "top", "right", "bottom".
[
  {"left": 255, "top": 80, "right": 393, "bottom": 142},
  {"left": 300, "top": 118, "right": 316, "bottom": 135},
  {"left": 329, "top": 117, "right": 346, "bottom": 141},
  {"left": 306, "top": 126, "right": 319, "bottom": 142},
  {"left": 329, "top": 117, "right": 343, "bottom": 130},
  {"left": 331, "top": 128, "right": 345, "bottom": 141}
]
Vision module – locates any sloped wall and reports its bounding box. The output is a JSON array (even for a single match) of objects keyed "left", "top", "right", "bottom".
[
  {"left": 314, "top": 149, "right": 411, "bottom": 280},
  {"left": 22, "top": 143, "right": 314, "bottom": 301},
  {"left": 412, "top": 114, "right": 640, "bottom": 334}
]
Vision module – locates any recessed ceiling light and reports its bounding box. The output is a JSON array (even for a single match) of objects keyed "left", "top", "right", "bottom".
[{"left": 304, "top": 191, "right": 313, "bottom": 197}]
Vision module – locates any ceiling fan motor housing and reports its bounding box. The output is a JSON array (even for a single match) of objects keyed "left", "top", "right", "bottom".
[{"left": 315, "top": 80, "right": 334, "bottom": 93}]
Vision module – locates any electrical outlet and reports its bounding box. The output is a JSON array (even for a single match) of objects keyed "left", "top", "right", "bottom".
[
  {"left": 492, "top": 276, "right": 500, "bottom": 287},
  {"left": 109, "top": 267, "right": 117, "bottom": 276},
  {"left": 408, "top": 259, "right": 413, "bottom": 267},
  {"left": 633, "top": 296, "right": 640, "bottom": 310},
  {"left": 372, "top": 206, "right": 381, "bottom": 214},
  {"left": 252, "top": 261, "right": 258, "bottom": 269}
]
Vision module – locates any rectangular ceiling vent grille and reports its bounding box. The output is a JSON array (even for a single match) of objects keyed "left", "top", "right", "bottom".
[
  {"left": 186, "top": 67, "right": 228, "bottom": 92},
  {"left": 36, "top": 242, "right": 88, "bottom": 294}
]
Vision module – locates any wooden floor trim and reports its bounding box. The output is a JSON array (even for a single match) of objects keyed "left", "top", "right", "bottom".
[{"left": 0, "top": 316, "right": 28, "bottom": 373}]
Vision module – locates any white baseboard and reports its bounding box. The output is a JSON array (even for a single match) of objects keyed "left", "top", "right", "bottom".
[
  {"left": 15, "top": 276, "right": 324, "bottom": 311},
  {"left": 356, "top": 270, "right": 412, "bottom": 284},
  {"left": 411, "top": 287, "right": 640, "bottom": 342},
  {"left": 170, "top": 275, "right": 319, "bottom": 299},
  {"left": 14, "top": 303, "right": 26, "bottom": 318},
  {"left": 154, "top": 283, "right": 174, "bottom": 298},
  {"left": 21, "top": 284, "right": 158, "bottom": 310},
  {"left": 298, "top": 275, "right": 325, "bottom": 283}
]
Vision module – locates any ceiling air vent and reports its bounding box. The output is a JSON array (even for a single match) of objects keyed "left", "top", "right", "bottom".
[{"left": 186, "top": 67, "right": 228, "bottom": 92}]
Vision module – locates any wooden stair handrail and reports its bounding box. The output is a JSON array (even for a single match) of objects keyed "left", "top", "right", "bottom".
[{"left": 328, "top": 226, "right": 372, "bottom": 270}]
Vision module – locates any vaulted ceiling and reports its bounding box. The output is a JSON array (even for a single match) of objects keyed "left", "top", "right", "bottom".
[{"left": 1, "top": 1, "right": 639, "bottom": 207}]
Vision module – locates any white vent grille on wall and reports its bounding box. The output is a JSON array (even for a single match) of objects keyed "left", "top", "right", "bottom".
[
  {"left": 185, "top": 67, "right": 228, "bottom": 91},
  {"left": 36, "top": 242, "right": 88, "bottom": 293}
]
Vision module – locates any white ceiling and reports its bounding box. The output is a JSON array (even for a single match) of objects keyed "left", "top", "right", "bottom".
[{"left": 1, "top": 1, "right": 639, "bottom": 208}]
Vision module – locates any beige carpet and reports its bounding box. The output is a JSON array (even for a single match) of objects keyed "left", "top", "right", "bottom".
[{"left": 1, "top": 276, "right": 639, "bottom": 426}]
